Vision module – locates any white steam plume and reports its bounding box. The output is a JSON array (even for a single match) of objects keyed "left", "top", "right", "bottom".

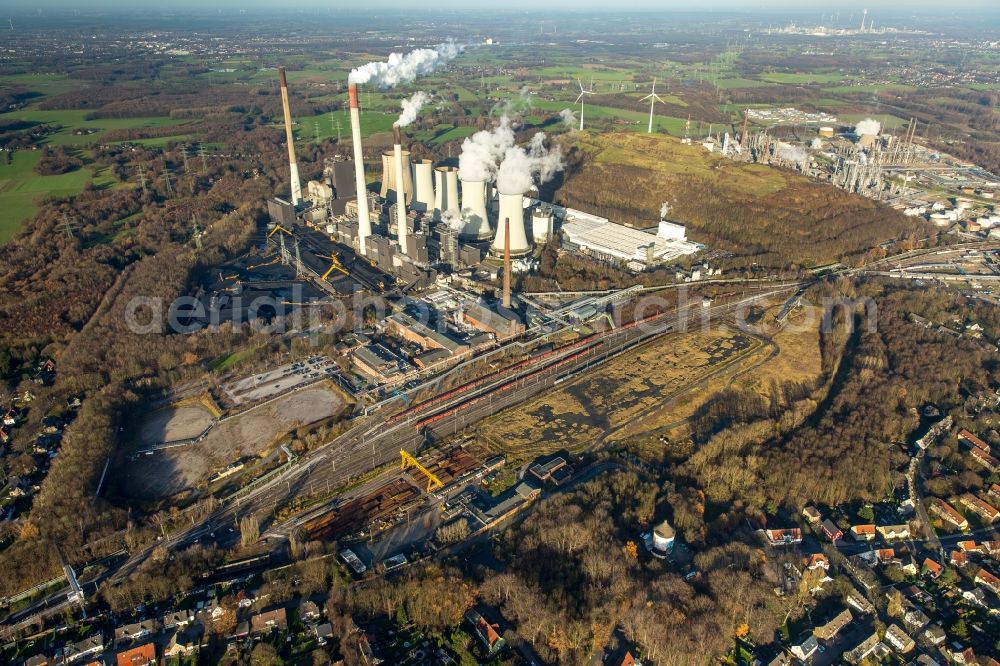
[
  {"left": 776, "top": 143, "right": 808, "bottom": 167},
  {"left": 348, "top": 40, "right": 463, "bottom": 88},
  {"left": 397, "top": 91, "right": 431, "bottom": 127},
  {"left": 458, "top": 116, "right": 516, "bottom": 182},
  {"left": 492, "top": 86, "right": 533, "bottom": 118},
  {"left": 496, "top": 131, "right": 564, "bottom": 194},
  {"left": 559, "top": 108, "right": 577, "bottom": 127},
  {"left": 810, "top": 137, "right": 823, "bottom": 149},
  {"left": 441, "top": 208, "right": 464, "bottom": 232},
  {"left": 854, "top": 118, "right": 881, "bottom": 136}
]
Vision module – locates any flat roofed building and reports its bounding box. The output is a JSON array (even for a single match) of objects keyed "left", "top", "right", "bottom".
[
  {"left": 561, "top": 210, "right": 702, "bottom": 266},
  {"left": 463, "top": 301, "right": 525, "bottom": 338},
  {"left": 351, "top": 344, "right": 413, "bottom": 383},
  {"left": 386, "top": 312, "right": 468, "bottom": 356}
]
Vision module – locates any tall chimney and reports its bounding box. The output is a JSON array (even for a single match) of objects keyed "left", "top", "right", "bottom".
[
  {"left": 278, "top": 67, "right": 302, "bottom": 206},
  {"left": 393, "top": 125, "right": 408, "bottom": 254},
  {"left": 502, "top": 217, "right": 511, "bottom": 310},
  {"left": 348, "top": 83, "right": 372, "bottom": 255}
]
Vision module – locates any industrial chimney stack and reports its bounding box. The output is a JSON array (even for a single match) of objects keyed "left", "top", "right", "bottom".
[
  {"left": 278, "top": 67, "right": 302, "bottom": 206},
  {"left": 348, "top": 83, "right": 372, "bottom": 255},
  {"left": 393, "top": 125, "right": 408, "bottom": 254},
  {"left": 502, "top": 217, "right": 512, "bottom": 310}
]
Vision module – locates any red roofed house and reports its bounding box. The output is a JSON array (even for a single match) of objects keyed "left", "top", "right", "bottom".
[
  {"left": 958, "top": 540, "right": 981, "bottom": 553},
  {"left": 464, "top": 609, "right": 505, "bottom": 656},
  {"left": 803, "top": 553, "right": 830, "bottom": 571},
  {"left": 958, "top": 429, "right": 991, "bottom": 453},
  {"left": 928, "top": 498, "right": 969, "bottom": 530},
  {"left": 988, "top": 483, "right": 1000, "bottom": 503},
  {"left": 765, "top": 528, "right": 803, "bottom": 546},
  {"left": 922, "top": 558, "right": 943, "bottom": 578},
  {"left": 116, "top": 643, "right": 156, "bottom": 666},
  {"left": 820, "top": 519, "right": 843, "bottom": 541},
  {"left": 250, "top": 608, "right": 288, "bottom": 635},
  {"left": 975, "top": 568, "right": 1000, "bottom": 595},
  {"left": 959, "top": 493, "right": 999, "bottom": 523},
  {"left": 850, "top": 524, "right": 876, "bottom": 541},
  {"left": 951, "top": 551, "right": 968, "bottom": 567},
  {"left": 876, "top": 548, "right": 896, "bottom": 564}
]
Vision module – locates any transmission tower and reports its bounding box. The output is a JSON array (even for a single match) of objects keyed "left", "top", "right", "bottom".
[
  {"left": 59, "top": 213, "right": 76, "bottom": 240},
  {"left": 294, "top": 238, "right": 304, "bottom": 275},
  {"left": 163, "top": 170, "right": 174, "bottom": 197},
  {"left": 136, "top": 164, "right": 148, "bottom": 197},
  {"left": 190, "top": 215, "right": 203, "bottom": 249},
  {"left": 199, "top": 144, "right": 208, "bottom": 174},
  {"left": 181, "top": 146, "right": 190, "bottom": 174}
]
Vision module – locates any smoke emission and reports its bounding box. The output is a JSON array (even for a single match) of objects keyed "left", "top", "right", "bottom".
[
  {"left": 458, "top": 116, "right": 516, "bottom": 182},
  {"left": 348, "top": 40, "right": 462, "bottom": 88},
  {"left": 559, "top": 108, "right": 577, "bottom": 126},
  {"left": 776, "top": 143, "right": 808, "bottom": 167},
  {"left": 496, "top": 132, "right": 564, "bottom": 194},
  {"left": 492, "top": 86, "right": 533, "bottom": 118},
  {"left": 441, "top": 209, "right": 464, "bottom": 232},
  {"left": 397, "top": 91, "right": 431, "bottom": 127},
  {"left": 854, "top": 118, "right": 881, "bottom": 137},
  {"left": 810, "top": 137, "right": 823, "bottom": 149}
]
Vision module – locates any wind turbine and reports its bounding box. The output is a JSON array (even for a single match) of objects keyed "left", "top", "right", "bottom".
[
  {"left": 575, "top": 78, "right": 594, "bottom": 132},
  {"left": 640, "top": 78, "right": 664, "bottom": 134}
]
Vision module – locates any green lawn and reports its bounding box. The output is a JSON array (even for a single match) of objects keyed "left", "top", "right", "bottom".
[{"left": 532, "top": 99, "right": 688, "bottom": 134}]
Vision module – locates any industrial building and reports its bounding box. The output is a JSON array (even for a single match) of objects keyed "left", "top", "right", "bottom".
[
  {"left": 560, "top": 209, "right": 703, "bottom": 270},
  {"left": 462, "top": 300, "right": 525, "bottom": 338}
]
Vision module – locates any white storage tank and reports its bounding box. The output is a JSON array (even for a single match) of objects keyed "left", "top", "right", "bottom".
[
  {"left": 652, "top": 520, "right": 675, "bottom": 552},
  {"left": 531, "top": 207, "right": 554, "bottom": 243}
]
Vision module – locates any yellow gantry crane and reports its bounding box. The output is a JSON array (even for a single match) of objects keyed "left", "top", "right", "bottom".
[
  {"left": 319, "top": 254, "right": 349, "bottom": 281},
  {"left": 400, "top": 449, "right": 444, "bottom": 493},
  {"left": 267, "top": 224, "right": 292, "bottom": 238}
]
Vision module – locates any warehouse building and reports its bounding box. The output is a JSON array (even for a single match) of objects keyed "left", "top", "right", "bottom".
[{"left": 560, "top": 209, "right": 703, "bottom": 270}]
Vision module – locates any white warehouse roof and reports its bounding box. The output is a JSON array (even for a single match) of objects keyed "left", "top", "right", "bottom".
[{"left": 562, "top": 209, "right": 702, "bottom": 263}]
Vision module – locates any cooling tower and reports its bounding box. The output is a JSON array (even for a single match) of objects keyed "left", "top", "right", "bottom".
[
  {"left": 434, "top": 166, "right": 459, "bottom": 220},
  {"left": 348, "top": 83, "right": 371, "bottom": 254},
  {"left": 413, "top": 160, "right": 434, "bottom": 214},
  {"left": 459, "top": 178, "right": 491, "bottom": 241},
  {"left": 491, "top": 191, "right": 530, "bottom": 257},
  {"left": 380, "top": 149, "right": 413, "bottom": 204},
  {"left": 278, "top": 67, "right": 302, "bottom": 206}
]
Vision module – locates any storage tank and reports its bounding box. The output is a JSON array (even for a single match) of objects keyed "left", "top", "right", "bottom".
[
  {"left": 818, "top": 126, "right": 835, "bottom": 138},
  {"left": 380, "top": 149, "right": 413, "bottom": 204},
  {"left": 459, "top": 178, "right": 491, "bottom": 241},
  {"left": 412, "top": 160, "right": 434, "bottom": 214},
  {"left": 652, "top": 520, "right": 675, "bottom": 552},
  {"left": 531, "top": 207, "right": 554, "bottom": 243},
  {"left": 491, "top": 191, "right": 530, "bottom": 257},
  {"left": 434, "top": 166, "right": 459, "bottom": 220}
]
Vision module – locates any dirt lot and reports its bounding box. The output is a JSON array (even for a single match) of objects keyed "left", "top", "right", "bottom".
[
  {"left": 477, "top": 327, "right": 761, "bottom": 462},
  {"left": 117, "top": 386, "right": 346, "bottom": 501},
  {"left": 138, "top": 406, "right": 214, "bottom": 445}
]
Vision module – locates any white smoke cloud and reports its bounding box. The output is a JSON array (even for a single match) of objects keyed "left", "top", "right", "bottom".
[
  {"left": 660, "top": 201, "right": 670, "bottom": 220},
  {"left": 348, "top": 40, "right": 463, "bottom": 88},
  {"left": 810, "top": 137, "right": 823, "bottom": 149},
  {"left": 854, "top": 118, "right": 881, "bottom": 137},
  {"left": 492, "top": 86, "right": 533, "bottom": 118},
  {"left": 458, "top": 116, "right": 516, "bottom": 182},
  {"left": 496, "top": 131, "right": 564, "bottom": 194},
  {"left": 441, "top": 208, "right": 464, "bottom": 232},
  {"left": 396, "top": 91, "right": 431, "bottom": 127},
  {"left": 559, "top": 108, "right": 577, "bottom": 127},
  {"left": 776, "top": 143, "right": 808, "bottom": 167}
]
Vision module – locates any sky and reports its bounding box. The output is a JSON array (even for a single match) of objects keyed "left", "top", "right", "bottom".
[{"left": 6, "top": 0, "right": 1000, "bottom": 10}]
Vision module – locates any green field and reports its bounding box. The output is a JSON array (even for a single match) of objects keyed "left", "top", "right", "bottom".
[
  {"left": 0, "top": 151, "right": 119, "bottom": 242},
  {"left": 532, "top": 99, "right": 688, "bottom": 134},
  {"left": 0, "top": 106, "right": 194, "bottom": 146},
  {"left": 760, "top": 72, "right": 848, "bottom": 84}
]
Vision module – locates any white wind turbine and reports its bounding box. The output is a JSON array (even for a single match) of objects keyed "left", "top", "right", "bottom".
[
  {"left": 640, "top": 78, "right": 665, "bottom": 134},
  {"left": 575, "top": 78, "right": 594, "bottom": 132}
]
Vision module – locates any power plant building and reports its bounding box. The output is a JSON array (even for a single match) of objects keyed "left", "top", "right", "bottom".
[
  {"left": 561, "top": 209, "right": 702, "bottom": 267},
  {"left": 463, "top": 301, "right": 525, "bottom": 338}
]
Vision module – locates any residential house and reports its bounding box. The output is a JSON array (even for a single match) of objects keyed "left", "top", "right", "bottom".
[
  {"left": 850, "top": 524, "right": 877, "bottom": 541},
  {"left": 959, "top": 493, "right": 999, "bottom": 522},
  {"left": 299, "top": 600, "right": 321, "bottom": 623},
  {"left": 928, "top": 498, "right": 969, "bottom": 530},
  {"left": 877, "top": 523, "right": 911, "bottom": 540},
  {"left": 988, "top": 483, "right": 1000, "bottom": 504},
  {"left": 951, "top": 550, "right": 968, "bottom": 567},
  {"left": 958, "top": 429, "right": 991, "bottom": 453},
  {"left": 250, "top": 608, "right": 288, "bottom": 635},
  {"left": 903, "top": 608, "right": 930, "bottom": 631},
  {"left": 803, "top": 553, "right": 830, "bottom": 571},
  {"left": 915, "top": 655, "right": 942, "bottom": 666},
  {"left": 2, "top": 408, "right": 20, "bottom": 426},
  {"left": 963, "top": 587, "right": 988, "bottom": 607},
  {"left": 164, "top": 628, "right": 201, "bottom": 659},
  {"left": 922, "top": 558, "right": 943, "bottom": 579},
  {"left": 983, "top": 540, "right": 1000, "bottom": 556},
  {"left": 764, "top": 528, "right": 803, "bottom": 546},
  {"left": 25, "top": 655, "right": 50, "bottom": 666},
  {"left": 0, "top": 427, "right": 10, "bottom": 444},
  {"left": 969, "top": 446, "right": 1000, "bottom": 472},
  {"left": 802, "top": 506, "right": 821, "bottom": 524},
  {"left": 948, "top": 645, "right": 977, "bottom": 665},
  {"left": 975, "top": 568, "right": 1000, "bottom": 595},
  {"left": 464, "top": 609, "right": 505, "bottom": 656},
  {"left": 883, "top": 624, "right": 915, "bottom": 654},
  {"left": 847, "top": 591, "right": 875, "bottom": 615},
  {"left": 162, "top": 610, "right": 193, "bottom": 631},
  {"left": 923, "top": 624, "right": 947, "bottom": 646},
  {"left": 813, "top": 608, "right": 852, "bottom": 641},
  {"left": 876, "top": 548, "right": 897, "bottom": 565},
  {"left": 790, "top": 635, "right": 818, "bottom": 662},
  {"left": 314, "top": 623, "right": 334, "bottom": 645},
  {"left": 957, "top": 540, "right": 981, "bottom": 553},
  {"left": 820, "top": 519, "right": 843, "bottom": 541},
  {"left": 116, "top": 643, "right": 156, "bottom": 666},
  {"left": 844, "top": 632, "right": 880, "bottom": 665},
  {"left": 60, "top": 635, "right": 104, "bottom": 664},
  {"left": 612, "top": 651, "right": 641, "bottom": 666},
  {"left": 114, "top": 620, "right": 156, "bottom": 645}
]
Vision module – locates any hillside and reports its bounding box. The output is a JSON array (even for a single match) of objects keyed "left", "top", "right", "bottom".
[{"left": 554, "top": 132, "right": 929, "bottom": 269}]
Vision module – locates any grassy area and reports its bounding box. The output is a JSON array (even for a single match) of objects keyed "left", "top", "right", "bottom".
[
  {"left": 0, "top": 106, "right": 194, "bottom": 146},
  {"left": 0, "top": 150, "right": 119, "bottom": 241},
  {"left": 532, "top": 99, "right": 689, "bottom": 134},
  {"left": 760, "top": 72, "right": 848, "bottom": 84}
]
